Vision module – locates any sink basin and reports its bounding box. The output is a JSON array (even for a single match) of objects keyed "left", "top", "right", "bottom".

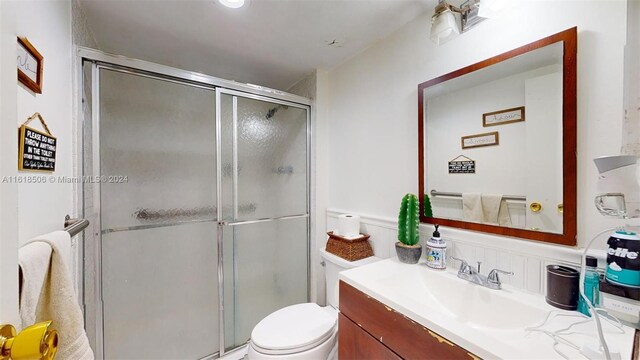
[
  {"left": 339, "top": 258, "right": 637, "bottom": 359},
  {"left": 377, "top": 267, "right": 548, "bottom": 330}
]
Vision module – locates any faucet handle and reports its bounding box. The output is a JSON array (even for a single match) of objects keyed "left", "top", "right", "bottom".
[
  {"left": 451, "top": 256, "right": 467, "bottom": 266},
  {"left": 451, "top": 256, "right": 472, "bottom": 274},
  {"left": 487, "top": 269, "right": 514, "bottom": 286}
]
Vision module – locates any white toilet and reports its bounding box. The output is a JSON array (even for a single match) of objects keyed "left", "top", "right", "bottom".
[{"left": 247, "top": 248, "right": 380, "bottom": 360}]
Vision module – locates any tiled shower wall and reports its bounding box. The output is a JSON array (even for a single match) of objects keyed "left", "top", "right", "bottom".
[{"left": 326, "top": 209, "right": 602, "bottom": 296}]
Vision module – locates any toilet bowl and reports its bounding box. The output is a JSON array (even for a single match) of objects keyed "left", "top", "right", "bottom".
[{"left": 247, "top": 249, "right": 380, "bottom": 360}]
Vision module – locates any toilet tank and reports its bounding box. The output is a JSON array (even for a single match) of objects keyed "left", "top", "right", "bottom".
[{"left": 319, "top": 248, "right": 380, "bottom": 308}]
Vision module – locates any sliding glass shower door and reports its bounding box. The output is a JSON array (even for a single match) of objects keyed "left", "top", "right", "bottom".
[
  {"left": 218, "top": 91, "right": 309, "bottom": 351},
  {"left": 83, "top": 60, "right": 310, "bottom": 359},
  {"left": 97, "top": 69, "right": 219, "bottom": 359}
]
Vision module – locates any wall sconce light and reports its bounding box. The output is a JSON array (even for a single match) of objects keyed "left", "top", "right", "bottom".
[
  {"left": 430, "top": 6, "right": 460, "bottom": 45},
  {"left": 430, "top": 0, "right": 507, "bottom": 45}
]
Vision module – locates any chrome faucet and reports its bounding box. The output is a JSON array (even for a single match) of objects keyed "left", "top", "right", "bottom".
[{"left": 451, "top": 256, "right": 513, "bottom": 290}]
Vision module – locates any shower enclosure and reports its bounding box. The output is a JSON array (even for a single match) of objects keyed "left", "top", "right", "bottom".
[{"left": 80, "top": 48, "right": 311, "bottom": 359}]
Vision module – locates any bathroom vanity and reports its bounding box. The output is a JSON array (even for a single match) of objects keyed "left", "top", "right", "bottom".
[
  {"left": 339, "top": 281, "right": 476, "bottom": 359},
  {"left": 338, "top": 259, "right": 640, "bottom": 359}
]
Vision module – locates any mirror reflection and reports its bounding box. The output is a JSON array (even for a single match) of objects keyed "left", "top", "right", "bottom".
[{"left": 423, "top": 42, "right": 564, "bottom": 234}]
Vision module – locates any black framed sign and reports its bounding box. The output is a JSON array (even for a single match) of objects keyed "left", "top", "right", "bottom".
[
  {"left": 18, "top": 113, "right": 56, "bottom": 172},
  {"left": 448, "top": 155, "right": 475, "bottom": 174}
]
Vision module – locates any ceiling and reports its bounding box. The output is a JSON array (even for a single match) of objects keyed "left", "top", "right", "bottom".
[{"left": 79, "top": 0, "right": 433, "bottom": 91}]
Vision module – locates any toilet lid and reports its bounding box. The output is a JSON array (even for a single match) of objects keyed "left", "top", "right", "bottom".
[{"left": 251, "top": 303, "right": 337, "bottom": 353}]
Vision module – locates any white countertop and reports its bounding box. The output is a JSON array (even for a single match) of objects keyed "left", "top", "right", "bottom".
[{"left": 339, "top": 258, "right": 637, "bottom": 360}]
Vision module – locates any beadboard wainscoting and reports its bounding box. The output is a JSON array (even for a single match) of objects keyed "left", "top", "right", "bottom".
[{"left": 326, "top": 209, "right": 602, "bottom": 296}]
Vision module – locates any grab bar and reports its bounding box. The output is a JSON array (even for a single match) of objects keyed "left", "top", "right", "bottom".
[{"left": 430, "top": 189, "right": 526, "bottom": 202}]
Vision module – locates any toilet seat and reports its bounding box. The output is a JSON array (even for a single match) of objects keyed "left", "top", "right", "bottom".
[{"left": 251, "top": 303, "right": 337, "bottom": 355}]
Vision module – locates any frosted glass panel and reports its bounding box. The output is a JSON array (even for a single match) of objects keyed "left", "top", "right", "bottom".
[
  {"left": 98, "top": 69, "right": 218, "bottom": 358},
  {"left": 223, "top": 218, "right": 308, "bottom": 350},
  {"left": 221, "top": 95, "right": 308, "bottom": 221},
  {"left": 220, "top": 94, "right": 234, "bottom": 222},
  {"left": 100, "top": 69, "right": 216, "bottom": 229},
  {"left": 102, "top": 224, "right": 218, "bottom": 359}
]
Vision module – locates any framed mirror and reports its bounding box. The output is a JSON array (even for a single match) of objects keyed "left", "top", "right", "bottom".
[{"left": 418, "top": 27, "right": 577, "bottom": 246}]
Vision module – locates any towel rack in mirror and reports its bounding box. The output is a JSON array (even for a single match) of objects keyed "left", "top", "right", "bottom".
[
  {"left": 64, "top": 215, "right": 90, "bottom": 237},
  {"left": 430, "top": 190, "right": 526, "bottom": 202}
]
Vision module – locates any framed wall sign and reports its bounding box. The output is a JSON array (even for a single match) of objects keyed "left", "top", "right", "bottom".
[
  {"left": 18, "top": 113, "right": 56, "bottom": 172},
  {"left": 461, "top": 131, "right": 499, "bottom": 149},
  {"left": 448, "top": 155, "right": 475, "bottom": 174},
  {"left": 17, "top": 37, "right": 43, "bottom": 94},
  {"left": 483, "top": 106, "right": 525, "bottom": 127}
]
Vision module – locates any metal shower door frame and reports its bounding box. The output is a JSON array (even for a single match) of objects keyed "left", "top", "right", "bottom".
[
  {"left": 215, "top": 87, "right": 312, "bottom": 354},
  {"left": 79, "top": 48, "right": 312, "bottom": 360}
]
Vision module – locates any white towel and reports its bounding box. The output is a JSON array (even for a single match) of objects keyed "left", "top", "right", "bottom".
[
  {"left": 481, "top": 194, "right": 502, "bottom": 225},
  {"left": 18, "top": 242, "right": 52, "bottom": 329},
  {"left": 463, "top": 193, "right": 512, "bottom": 226},
  {"left": 497, "top": 199, "right": 512, "bottom": 227},
  {"left": 20, "top": 231, "right": 94, "bottom": 360},
  {"left": 481, "top": 194, "right": 512, "bottom": 226},
  {"left": 462, "top": 193, "right": 483, "bottom": 223}
]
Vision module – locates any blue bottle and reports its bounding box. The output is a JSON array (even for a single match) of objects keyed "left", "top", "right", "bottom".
[{"left": 578, "top": 256, "right": 600, "bottom": 317}]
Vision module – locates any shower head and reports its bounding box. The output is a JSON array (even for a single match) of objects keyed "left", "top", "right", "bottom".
[
  {"left": 265, "top": 105, "right": 288, "bottom": 119},
  {"left": 266, "top": 107, "right": 278, "bottom": 119}
]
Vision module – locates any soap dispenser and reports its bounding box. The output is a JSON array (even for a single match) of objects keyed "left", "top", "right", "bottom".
[{"left": 426, "top": 224, "right": 447, "bottom": 270}]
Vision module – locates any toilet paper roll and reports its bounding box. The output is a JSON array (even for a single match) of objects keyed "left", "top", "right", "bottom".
[{"left": 337, "top": 214, "right": 361, "bottom": 239}]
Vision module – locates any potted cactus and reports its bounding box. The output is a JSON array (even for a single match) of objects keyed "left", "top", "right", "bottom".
[{"left": 396, "top": 193, "right": 422, "bottom": 264}]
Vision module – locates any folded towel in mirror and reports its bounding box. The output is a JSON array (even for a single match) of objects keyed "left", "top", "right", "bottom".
[
  {"left": 462, "top": 193, "right": 512, "bottom": 226},
  {"left": 482, "top": 194, "right": 512, "bottom": 227},
  {"left": 462, "top": 193, "right": 483, "bottom": 222}
]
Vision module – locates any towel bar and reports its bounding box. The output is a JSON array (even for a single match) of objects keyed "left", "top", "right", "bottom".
[
  {"left": 430, "top": 189, "right": 526, "bottom": 202},
  {"left": 63, "top": 215, "right": 90, "bottom": 237}
]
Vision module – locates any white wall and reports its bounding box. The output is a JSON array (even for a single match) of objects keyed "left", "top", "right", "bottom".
[
  {"left": 326, "top": 1, "right": 628, "bottom": 251},
  {"left": 622, "top": 0, "right": 640, "bottom": 155},
  {"left": 0, "top": 0, "right": 21, "bottom": 325},
  {"left": 0, "top": 0, "right": 73, "bottom": 323},
  {"left": 15, "top": 2, "right": 73, "bottom": 245},
  {"left": 288, "top": 69, "right": 331, "bottom": 304}
]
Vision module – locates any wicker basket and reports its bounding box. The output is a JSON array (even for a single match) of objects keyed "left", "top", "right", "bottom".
[{"left": 325, "top": 232, "right": 373, "bottom": 261}]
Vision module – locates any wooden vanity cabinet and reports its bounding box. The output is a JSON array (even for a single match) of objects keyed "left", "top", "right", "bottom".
[{"left": 338, "top": 281, "right": 479, "bottom": 360}]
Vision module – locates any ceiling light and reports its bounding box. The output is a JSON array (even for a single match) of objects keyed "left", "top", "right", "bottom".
[{"left": 218, "top": 0, "right": 245, "bottom": 9}]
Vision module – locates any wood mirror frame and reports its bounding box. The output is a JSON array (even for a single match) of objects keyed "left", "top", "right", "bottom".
[{"left": 418, "top": 27, "right": 577, "bottom": 246}]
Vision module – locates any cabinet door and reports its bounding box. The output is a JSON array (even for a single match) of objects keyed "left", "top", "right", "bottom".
[
  {"left": 339, "top": 313, "right": 401, "bottom": 360},
  {"left": 339, "top": 281, "right": 478, "bottom": 360}
]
